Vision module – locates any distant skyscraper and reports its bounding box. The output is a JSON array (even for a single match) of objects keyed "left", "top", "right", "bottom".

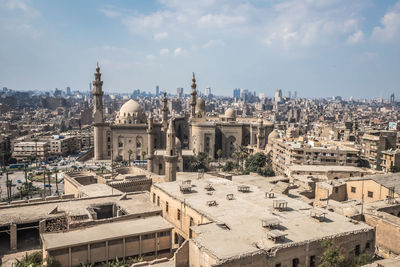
[
  {"left": 177, "top": 87, "right": 184, "bottom": 97},
  {"left": 233, "top": 88, "right": 241, "bottom": 98},
  {"left": 205, "top": 87, "right": 211, "bottom": 97},
  {"left": 66, "top": 87, "right": 71, "bottom": 96},
  {"left": 274, "top": 89, "right": 282, "bottom": 103},
  {"left": 293, "top": 91, "right": 297, "bottom": 99},
  {"left": 156, "top": 85, "right": 160, "bottom": 96},
  {"left": 390, "top": 93, "right": 395, "bottom": 104}
]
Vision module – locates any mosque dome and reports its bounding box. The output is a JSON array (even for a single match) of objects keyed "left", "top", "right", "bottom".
[
  {"left": 225, "top": 108, "right": 236, "bottom": 119},
  {"left": 196, "top": 98, "right": 205, "bottom": 112},
  {"left": 268, "top": 130, "right": 279, "bottom": 141},
  {"left": 116, "top": 99, "right": 146, "bottom": 124}
]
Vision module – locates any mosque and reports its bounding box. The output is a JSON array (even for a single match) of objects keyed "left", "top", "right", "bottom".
[{"left": 91, "top": 65, "right": 274, "bottom": 180}]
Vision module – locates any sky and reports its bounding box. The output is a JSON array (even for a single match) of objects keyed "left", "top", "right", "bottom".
[{"left": 0, "top": 0, "right": 400, "bottom": 98}]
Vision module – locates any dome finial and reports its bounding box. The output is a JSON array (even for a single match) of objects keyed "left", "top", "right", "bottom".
[{"left": 96, "top": 62, "right": 100, "bottom": 72}]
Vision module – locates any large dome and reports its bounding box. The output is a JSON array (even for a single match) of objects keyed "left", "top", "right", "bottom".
[
  {"left": 116, "top": 99, "right": 146, "bottom": 124},
  {"left": 119, "top": 99, "right": 143, "bottom": 115},
  {"left": 225, "top": 108, "right": 236, "bottom": 118}
]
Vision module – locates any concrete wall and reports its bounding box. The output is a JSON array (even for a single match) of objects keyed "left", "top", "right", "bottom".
[
  {"left": 47, "top": 230, "right": 172, "bottom": 267},
  {"left": 150, "top": 186, "right": 212, "bottom": 241},
  {"left": 175, "top": 240, "right": 189, "bottom": 267},
  {"left": 210, "top": 229, "right": 375, "bottom": 267},
  {"left": 364, "top": 212, "right": 400, "bottom": 258},
  {"left": 346, "top": 179, "right": 400, "bottom": 203}
]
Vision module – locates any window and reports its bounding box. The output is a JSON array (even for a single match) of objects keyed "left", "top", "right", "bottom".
[
  {"left": 275, "top": 264, "right": 281, "bottom": 267},
  {"left": 355, "top": 245, "right": 360, "bottom": 256},
  {"left": 107, "top": 137, "right": 111, "bottom": 142},
  {"left": 157, "top": 196, "right": 160, "bottom": 206},
  {"left": 177, "top": 209, "right": 181, "bottom": 220},
  {"left": 152, "top": 193, "right": 155, "bottom": 203},
  {"left": 166, "top": 201, "right": 169, "bottom": 213},
  {"left": 310, "top": 256, "right": 316, "bottom": 267},
  {"left": 137, "top": 141, "right": 141, "bottom": 148},
  {"left": 366, "top": 242, "right": 370, "bottom": 249},
  {"left": 118, "top": 142, "right": 123, "bottom": 148},
  {"left": 367, "top": 191, "right": 373, "bottom": 198},
  {"left": 190, "top": 217, "right": 194, "bottom": 226},
  {"left": 158, "top": 231, "right": 170, "bottom": 237},
  {"left": 351, "top": 187, "right": 356, "bottom": 193},
  {"left": 143, "top": 233, "right": 155, "bottom": 240},
  {"left": 292, "top": 258, "right": 300, "bottom": 267},
  {"left": 334, "top": 187, "right": 339, "bottom": 193}
]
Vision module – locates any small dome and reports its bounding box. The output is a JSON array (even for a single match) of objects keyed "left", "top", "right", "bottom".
[
  {"left": 196, "top": 98, "right": 205, "bottom": 111},
  {"left": 268, "top": 130, "right": 279, "bottom": 141},
  {"left": 119, "top": 99, "right": 143, "bottom": 115},
  {"left": 225, "top": 108, "right": 236, "bottom": 118}
]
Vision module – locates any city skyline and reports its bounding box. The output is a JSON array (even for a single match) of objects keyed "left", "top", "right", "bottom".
[{"left": 0, "top": 0, "right": 400, "bottom": 97}]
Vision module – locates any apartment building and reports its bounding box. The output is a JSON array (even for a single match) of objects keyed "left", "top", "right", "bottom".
[
  {"left": 271, "top": 138, "right": 360, "bottom": 175},
  {"left": 361, "top": 131, "right": 397, "bottom": 170},
  {"left": 12, "top": 141, "right": 49, "bottom": 161},
  {"left": 380, "top": 149, "right": 400, "bottom": 173},
  {"left": 49, "top": 136, "right": 79, "bottom": 156}
]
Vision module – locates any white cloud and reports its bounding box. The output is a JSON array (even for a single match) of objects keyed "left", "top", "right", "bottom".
[
  {"left": 160, "top": 48, "right": 169, "bottom": 55},
  {"left": 173, "top": 47, "right": 185, "bottom": 56},
  {"left": 98, "top": 8, "right": 121, "bottom": 18},
  {"left": 371, "top": 1, "right": 400, "bottom": 43},
  {"left": 203, "top": 39, "right": 225, "bottom": 48},
  {"left": 153, "top": 32, "right": 168, "bottom": 40},
  {"left": 347, "top": 30, "right": 364, "bottom": 44},
  {"left": 146, "top": 54, "right": 155, "bottom": 60},
  {"left": 197, "top": 14, "right": 246, "bottom": 28}
]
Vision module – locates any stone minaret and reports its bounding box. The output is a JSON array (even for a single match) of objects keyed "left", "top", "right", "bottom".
[
  {"left": 147, "top": 113, "right": 154, "bottom": 172},
  {"left": 257, "top": 118, "right": 265, "bottom": 149},
  {"left": 164, "top": 118, "right": 177, "bottom": 182},
  {"left": 162, "top": 92, "right": 168, "bottom": 129},
  {"left": 190, "top": 73, "right": 197, "bottom": 118},
  {"left": 93, "top": 63, "right": 105, "bottom": 160}
]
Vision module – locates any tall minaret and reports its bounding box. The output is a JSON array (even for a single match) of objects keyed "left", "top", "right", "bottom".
[
  {"left": 190, "top": 73, "right": 197, "bottom": 118},
  {"left": 147, "top": 113, "right": 154, "bottom": 172},
  {"left": 164, "top": 118, "right": 177, "bottom": 182},
  {"left": 162, "top": 92, "right": 168, "bottom": 129},
  {"left": 257, "top": 117, "right": 265, "bottom": 149},
  {"left": 93, "top": 63, "right": 105, "bottom": 160}
]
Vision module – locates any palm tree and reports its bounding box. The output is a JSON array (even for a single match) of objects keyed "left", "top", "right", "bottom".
[
  {"left": 216, "top": 149, "right": 223, "bottom": 163},
  {"left": 127, "top": 149, "right": 133, "bottom": 166},
  {"left": 233, "top": 146, "right": 248, "bottom": 171},
  {"left": 46, "top": 170, "right": 52, "bottom": 196}
]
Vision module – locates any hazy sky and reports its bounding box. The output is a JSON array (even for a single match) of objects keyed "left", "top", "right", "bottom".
[{"left": 0, "top": 0, "right": 399, "bottom": 98}]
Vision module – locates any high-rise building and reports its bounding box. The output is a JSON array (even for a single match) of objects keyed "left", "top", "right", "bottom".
[
  {"left": 66, "top": 87, "right": 72, "bottom": 96},
  {"left": 205, "top": 87, "right": 211, "bottom": 97},
  {"left": 390, "top": 93, "right": 395, "bottom": 104},
  {"left": 233, "top": 88, "right": 241, "bottom": 98},
  {"left": 156, "top": 85, "right": 160, "bottom": 96},
  {"left": 293, "top": 90, "right": 297, "bottom": 99},
  {"left": 177, "top": 87, "right": 184, "bottom": 98},
  {"left": 274, "top": 89, "right": 282, "bottom": 103}
]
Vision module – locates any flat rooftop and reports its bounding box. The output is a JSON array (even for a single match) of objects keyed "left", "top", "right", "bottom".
[
  {"left": 79, "top": 184, "right": 123, "bottom": 197},
  {"left": 0, "top": 192, "right": 159, "bottom": 226},
  {"left": 288, "top": 165, "right": 368, "bottom": 173},
  {"left": 41, "top": 216, "right": 173, "bottom": 250},
  {"left": 154, "top": 176, "right": 373, "bottom": 261}
]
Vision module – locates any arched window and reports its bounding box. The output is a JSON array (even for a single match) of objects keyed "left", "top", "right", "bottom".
[{"left": 292, "top": 258, "right": 299, "bottom": 267}]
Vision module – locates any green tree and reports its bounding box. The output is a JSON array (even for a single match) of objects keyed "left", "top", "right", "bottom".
[
  {"left": 189, "top": 152, "right": 209, "bottom": 171},
  {"left": 244, "top": 152, "right": 275, "bottom": 177},
  {"left": 318, "top": 240, "right": 345, "bottom": 267},
  {"left": 233, "top": 146, "right": 248, "bottom": 170},
  {"left": 222, "top": 161, "right": 237, "bottom": 172},
  {"left": 216, "top": 149, "right": 223, "bottom": 162}
]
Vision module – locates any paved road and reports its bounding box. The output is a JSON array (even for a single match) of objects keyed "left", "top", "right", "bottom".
[{"left": 0, "top": 170, "right": 64, "bottom": 200}]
